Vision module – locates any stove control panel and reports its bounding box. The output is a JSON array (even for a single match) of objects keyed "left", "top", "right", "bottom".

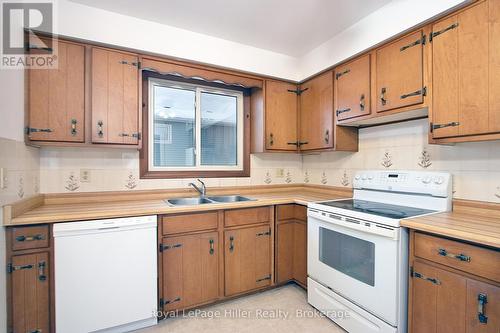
[{"left": 353, "top": 170, "right": 452, "bottom": 197}]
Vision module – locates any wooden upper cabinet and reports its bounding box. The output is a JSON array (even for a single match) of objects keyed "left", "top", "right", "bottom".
[
  {"left": 10, "top": 252, "right": 50, "bottom": 333},
  {"left": 161, "top": 232, "right": 219, "bottom": 311},
  {"left": 299, "top": 71, "right": 334, "bottom": 151},
  {"left": 376, "top": 29, "right": 425, "bottom": 113},
  {"left": 91, "top": 48, "right": 139, "bottom": 145},
  {"left": 28, "top": 39, "right": 85, "bottom": 142},
  {"left": 431, "top": 0, "right": 500, "bottom": 139},
  {"left": 265, "top": 80, "right": 298, "bottom": 150},
  {"left": 335, "top": 54, "right": 371, "bottom": 121}
]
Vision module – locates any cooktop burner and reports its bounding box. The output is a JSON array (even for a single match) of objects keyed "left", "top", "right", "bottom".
[{"left": 319, "top": 199, "right": 437, "bottom": 220}]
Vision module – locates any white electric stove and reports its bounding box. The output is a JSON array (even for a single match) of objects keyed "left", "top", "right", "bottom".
[{"left": 307, "top": 170, "right": 452, "bottom": 333}]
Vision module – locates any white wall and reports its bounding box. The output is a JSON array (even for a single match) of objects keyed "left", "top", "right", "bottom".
[{"left": 299, "top": 0, "right": 468, "bottom": 78}]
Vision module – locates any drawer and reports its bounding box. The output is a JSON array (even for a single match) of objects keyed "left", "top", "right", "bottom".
[
  {"left": 277, "top": 204, "right": 307, "bottom": 222},
  {"left": 414, "top": 232, "right": 500, "bottom": 282},
  {"left": 224, "top": 207, "right": 270, "bottom": 227},
  {"left": 11, "top": 225, "right": 49, "bottom": 251},
  {"left": 161, "top": 212, "right": 218, "bottom": 235}
]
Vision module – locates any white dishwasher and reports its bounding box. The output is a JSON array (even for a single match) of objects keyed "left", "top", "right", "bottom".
[{"left": 53, "top": 215, "right": 158, "bottom": 333}]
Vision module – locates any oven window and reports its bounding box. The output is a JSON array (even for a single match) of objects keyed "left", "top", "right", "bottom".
[{"left": 319, "top": 227, "right": 375, "bottom": 286}]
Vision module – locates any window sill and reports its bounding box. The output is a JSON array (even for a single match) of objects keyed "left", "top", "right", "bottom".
[{"left": 140, "top": 168, "right": 250, "bottom": 179}]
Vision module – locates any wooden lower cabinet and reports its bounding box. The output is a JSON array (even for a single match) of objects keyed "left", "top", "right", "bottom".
[
  {"left": 275, "top": 204, "right": 307, "bottom": 286},
  {"left": 161, "top": 232, "right": 219, "bottom": 311},
  {"left": 409, "top": 231, "right": 500, "bottom": 333},
  {"left": 9, "top": 252, "right": 50, "bottom": 333},
  {"left": 224, "top": 225, "right": 272, "bottom": 296}
]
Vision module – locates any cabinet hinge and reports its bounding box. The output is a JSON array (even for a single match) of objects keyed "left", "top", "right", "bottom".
[
  {"left": 7, "top": 263, "right": 13, "bottom": 274},
  {"left": 335, "top": 69, "right": 350, "bottom": 80},
  {"left": 159, "top": 243, "right": 182, "bottom": 252},
  {"left": 256, "top": 229, "right": 271, "bottom": 237},
  {"left": 119, "top": 60, "right": 140, "bottom": 67},
  {"left": 164, "top": 297, "right": 181, "bottom": 305},
  {"left": 256, "top": 275, "right": 272, "bottom": 283},
  {"left": 287, "top": 87, "right": 309, "bottom": 95},
  {"left": 7, "top": 263, "right": 34, "bottom": 273},
  {"left": 400, "top": 35, "right": 426, "bottom": 52},
  {"left": 411, "top": 269, "right": 441, "bottom": 285},
  {"left": 159, "top": 298, "right": 164, "bottom": 308},
  {"left": 430, "top": 23, "right": 459, "bottom": 42},
  {"left": 25, "top": 127, "right": 53, "bottom": 135}
]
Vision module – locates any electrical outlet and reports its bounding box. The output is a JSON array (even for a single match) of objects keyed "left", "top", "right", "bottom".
[
  {"left": 0, "top": 168, "right": 5, "bottom": 189},
  {"left": 80, "top": 169, "right": 91, "bottom": 183},
  {"left": 275, "top": 168, "right": 285, "bottom": 178}
]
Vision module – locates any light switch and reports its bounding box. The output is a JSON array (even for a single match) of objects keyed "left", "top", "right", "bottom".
[
  {"left": 275, "top": 168, "right": 285, "bottom": 178},
  {"left": 0, "top": 168, "right": 5, "bottom": 189},
  {"left": 80, "top": 169, "right": 91, "bottom": 183}
]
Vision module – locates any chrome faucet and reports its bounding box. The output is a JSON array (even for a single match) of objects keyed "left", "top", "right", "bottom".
[{"left": 189, "top": 179, "right": 206, "bottom": 197}]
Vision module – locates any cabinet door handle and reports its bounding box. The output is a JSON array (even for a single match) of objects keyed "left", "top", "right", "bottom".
[
  {"left": 71, "top": 119, "right": 77, "bottom": 136},
  {"left": 15, "top": 234, "right": 44, "bottom": 242},
  {"left": 269, "top": 133, "right": 274, "bottom": 146},
  {"left": 478, "top": 293, "right": 488, "bottom": 324},
  {"left": 431, "top": 122, "right": 460, "bottom": 131},
  {"left": 229, "top": 236, "right": 234, "bottom": 252},
  {"left": 256, "top": 275, "right": 271, "bottom": 283},
  {"left": 209, "top": 239, "right": 214, "bottom": 255},
  {"left": 438, "top": 248, "right": 471, "bottom": 262},
  {"left": 359, "top": 94, "right": 365, "bottom": 111},
  {"left": 380, "top": 87, "right": 387, "bottom": 105},
  {"left": 324, "top": 129, "right": 330, "bottom": 144},
  {"left": 38, "top": 261, "right": 47, "bottom": 281},
  {"left": 97, "top": 121, "right": 104, "bottom": 138},
  {"left": 256, "top": 229, "right": 271, "bottom": 237}
]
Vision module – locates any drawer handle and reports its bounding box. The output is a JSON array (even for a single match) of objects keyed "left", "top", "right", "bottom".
[
  {"left": 438, "top": 248, "right": 471, "bottom": 262},
  {"left": 209, "top": 239, "right": 214, "bottom": 255},
  {"left": 229, "top": 236, "right": 234, "bottom": 252},
  {"left": 478, "top": 293, "right": 488, "bottom": 324},
  {"left": 336, "top": 108, "right": 351, "bottom": 117},
  {"left": 16, "top": 234, "right": 44, "bottom": 242},
  {"left": 38, "top": 261, "right": 47, "bottom": 281}
]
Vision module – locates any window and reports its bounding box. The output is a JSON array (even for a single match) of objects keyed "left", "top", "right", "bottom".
[{"left": 142, "top": 76, "right": 249, "bottom": 178}]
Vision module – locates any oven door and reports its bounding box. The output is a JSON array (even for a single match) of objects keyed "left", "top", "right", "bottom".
[{"left": 308, "top": 210, "right": 404, "bottom": 326}]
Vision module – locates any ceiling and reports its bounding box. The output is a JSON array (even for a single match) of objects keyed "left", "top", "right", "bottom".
[{"left": 68, "top": 0, "right": 392, "bottom": 57}]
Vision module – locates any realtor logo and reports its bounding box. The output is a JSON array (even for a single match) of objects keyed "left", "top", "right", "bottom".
[{"left": 1, "top": 1, "right": 57, "bottom": 69}]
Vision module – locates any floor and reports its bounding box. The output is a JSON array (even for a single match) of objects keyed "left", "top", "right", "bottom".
[{"left": 139, "top": 284, "right": 345, "bottom": 333}]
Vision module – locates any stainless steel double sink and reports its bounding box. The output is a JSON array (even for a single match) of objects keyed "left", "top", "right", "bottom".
[{"left": 166, "top": 195, "right": 255, "bottom": 206}]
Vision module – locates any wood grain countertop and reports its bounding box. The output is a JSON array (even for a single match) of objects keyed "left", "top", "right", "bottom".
[
  {"left": 401, "top": 200, "right": 500, "bottom": 249},
  {"left": 2, "top": 185, "right": 351, "bottom": 226}
]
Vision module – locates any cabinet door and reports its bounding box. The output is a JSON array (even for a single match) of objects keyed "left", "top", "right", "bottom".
[
  {"left": 265, "top": 80, "right": 298, "bottom": 150},
  {"left": 92, "top": 48, "right": 139, "bottom": 144},
  {"left": 293, "top": 221, "right": 307, "bottom": 286},
  {"left": 224, "top": 225, "right": 271, "bottom": 296},
  {"left": 276, "top": 222, "right": 294, "bottom": 283},
  {"left": 29, "top": 40, "right": 85, "bottom": 142},
  {"left": 299, "top": 71, "right": 334, "bottom": 151},
  {"left": 376, "top": 30, "right": 425, "bottom": 113},
  {"left": 431, "top": 2, "right": 489, "bottom": 138},
  {"left": 10, "top": 252, "right": 49, "bottom": 333},
  {"left": 161, "top": 232, "right": 218, "bottom": 311},
  {"left": 466, "top": 279, "right": 500, "bottom": 333},
  {"left": 490, "top": 0, "right": 500, "bottom": 132},
  {"left": 411, "top": 261, "right": 466, "bottom": 333},
  {"left": 335, "top": 54, "right": 371, "bottom": 121}
]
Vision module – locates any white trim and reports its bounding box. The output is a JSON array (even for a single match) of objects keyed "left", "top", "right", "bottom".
[{"left": 148, "top": 78, "right": 244, "bottom": 172}]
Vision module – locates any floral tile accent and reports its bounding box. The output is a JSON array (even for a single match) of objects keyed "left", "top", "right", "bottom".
[
  {"left": 341, "top": 170, "right": 349, "bottom": 187},
  {"left": 321, "top": 171, "right": 328, "bottom": 185},
  {"left": 65, "top": 173, "right": 80, "bottom": 192},
  {"left": 418, "top": 149, "right": 432, "bottom": 168},
  {"left": 285, "top": 170, "right": 292, "bottom": 184},
  {"left": 303, "top": 170, "right": 310, "bottom": 184},
  {"left": 381, "top": 151, "right": 393, "bottom": 168},
  {"left": 264, "top": 171, "right": 272, "bottom": 184},
  {"left": 125, "top": 171, "right": 138, "bottom": 190},
  {"left": 17, "top": 176, "right": 24, "bottom": 198}
]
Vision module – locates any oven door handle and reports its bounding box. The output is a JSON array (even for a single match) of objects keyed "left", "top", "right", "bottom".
[{"left": 308, "top": 210, "right": 399, "bottom": 240}]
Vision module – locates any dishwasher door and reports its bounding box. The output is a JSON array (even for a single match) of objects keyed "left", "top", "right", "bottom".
[{"left": 53, "top": 215, "right": 158, "bottom": 333}]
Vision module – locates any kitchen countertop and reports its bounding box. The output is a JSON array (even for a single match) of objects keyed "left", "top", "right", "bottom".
[
  {"left": 401, "top": 200, "right": 500, "bottom": 248},
  {"left": 4, "top": 185, "right": 500, "bottom": 248},
  {"left": 3, "top": 185, "right": 350, "bottom": 226}
]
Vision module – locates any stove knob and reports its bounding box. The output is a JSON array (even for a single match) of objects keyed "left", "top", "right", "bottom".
[
  {"left": 368, "top": 174, "right": 374, "bottom": 180},
  {"left": 422, "top": 177, "right": 432, "bottom": 184},
  {"left": 434, "top": 177, "right": 444, "bottom": 185},
  {"left": 354, "top": 175, "right": 361, "bottom": 180},
  {"left": 361, "top": 174, "right": 367, "bottom": 180}
]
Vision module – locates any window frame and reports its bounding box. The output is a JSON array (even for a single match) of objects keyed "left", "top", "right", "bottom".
[{"left": 140, "top": 72, "right": 250, "bottom": 179}]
